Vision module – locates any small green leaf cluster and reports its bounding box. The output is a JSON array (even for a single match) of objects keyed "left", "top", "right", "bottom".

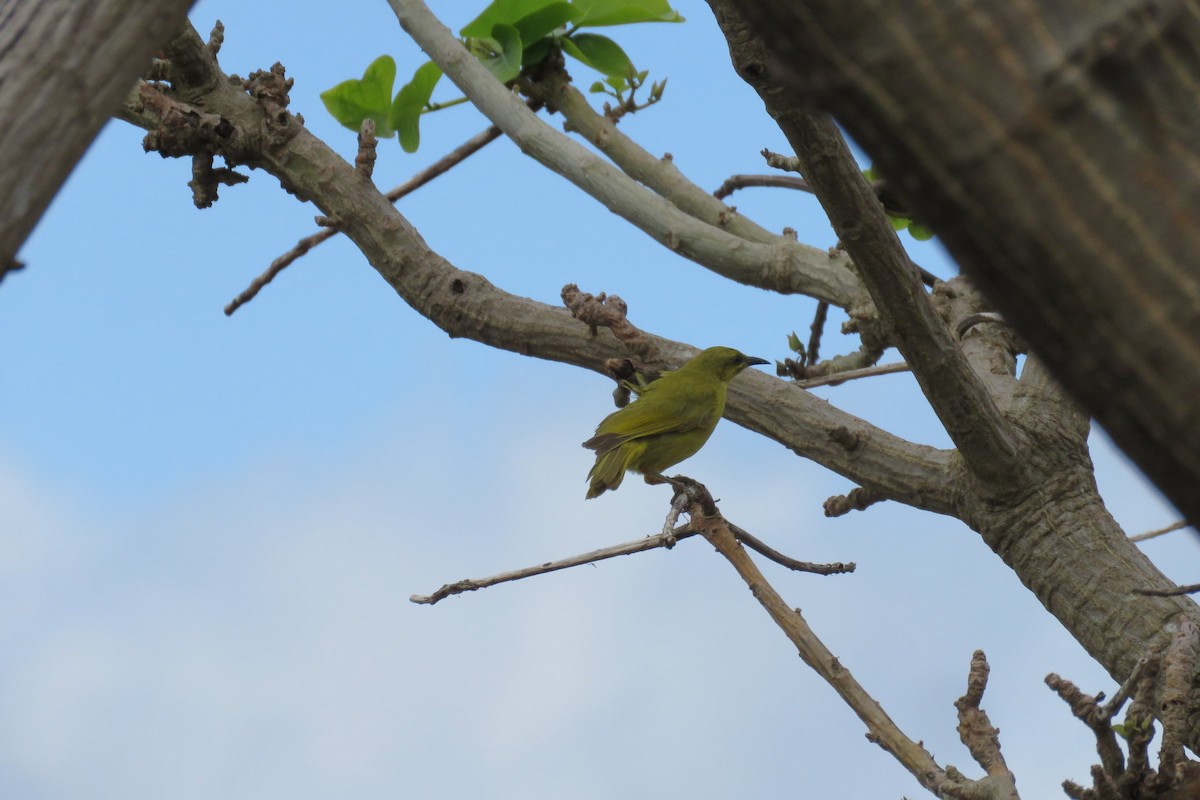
[
  {"left": 862, "top": 166, "right": 935, "bottom": 241},
  {"left": 320, "top": 0, "right": 683, "bottom": 153}
]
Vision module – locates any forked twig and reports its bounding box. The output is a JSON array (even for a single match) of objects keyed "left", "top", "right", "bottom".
[
  {"left": 225, "top": 113, "right": 535, "bottom": 315},
  {"left": 412, "top": 477, "right": 852, "bottom": 605}
]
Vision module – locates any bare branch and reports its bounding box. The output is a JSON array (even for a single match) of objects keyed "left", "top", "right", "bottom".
[
  {"left": 1130, "top": 520, "right": 1190, "bottom": 543},
  {"left": 797, "top": 362, "right": 910, "bottom": 389},
  {"left": 674, "top": 480, "right": 958, "bottom": 794},
  {"left": 727, "top": 522, "right": 855, "bottom": 575},
  {"left": 777, "top": 112, "right": 1024, "bottom": 489},
  {"left": 1135, "top": 583, "right": 1200, "bottom": 598},
  {"left": 411, "top": 484, "right": 851, "bottom": 605},
  {"left": 713, "top": 173, "right": 814, "bottom": 199},
  {"left": 952, "top": 651, "right": 1018, "bottom": 796},
  {"left": 1044, "top": 672, "right": 1127, "bottom": 780},
  {"left": 388, "top": 0, "right": 863, "bottom": 308},
  {"left": 777, "top": 342, "right": 886, "bottom": 382},
  {"left": 410, "top": 526, "right": 699, "bottom": 605},
  {"left": 806, "top": 300, "right": 828, "bottom": 365},
  {"left": 225, "top": 121, "right": 505, "bottom": 315}
]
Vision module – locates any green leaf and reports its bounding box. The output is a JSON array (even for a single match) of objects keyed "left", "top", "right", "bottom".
[
  {"left": 604, "top": 74, "right": 630, "bottom": 92},
  {"left": 461, "top": 0, "right": 561, "bottom": 37},
  {"left": 320, "top": 55, "right": 397, "bottom": 137},
  {"left": 862, "top": 166, "right": 878, "bottom": 181},
  {"left": 588, "top": 80, "right": 606, "bottom": 93},
  {"left": 888, "top": 215, "right": 910, "bottom": 231},
  {"left": 521, "top": 36, "right": 553, "bottom": 65},
  {"left": 787, "top": 331, "right": 802, "bottom": 353},
  {"left": 908, "top": 222, "right": 935, "bottom": 240},
  {"left": 477, "top": 24, "right": 524, "bottom": 83},
  {"left": 562, "top": 33, "right": 634, "bottom": 78},
  {"left": 513, "top": 2, "right": 580, "bottom": 42},
  {"left": 389, "top": 60, "right": 443, "bottom": 153},
  {"left": 572, "top": 0, "right": 684, "bottom": 26}
]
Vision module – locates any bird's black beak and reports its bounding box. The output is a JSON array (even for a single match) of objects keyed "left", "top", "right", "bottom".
[{"left": 746, "top": 356, "right": 770, "bottom": 367}]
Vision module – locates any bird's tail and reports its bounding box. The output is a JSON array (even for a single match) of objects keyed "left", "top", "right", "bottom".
[{"left": 586, "top": 441, "right": 643, "bottom": 498}]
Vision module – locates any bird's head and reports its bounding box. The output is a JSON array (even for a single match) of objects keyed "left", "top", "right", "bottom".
[{"left": 684, "top": 346, "right": 770, "bottom": 382}]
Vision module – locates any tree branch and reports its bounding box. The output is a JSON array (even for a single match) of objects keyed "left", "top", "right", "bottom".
[
  {"left": 117, "top": 23, "right": 955, "bottom": 514},
  {"left": 226, "top": 119, "right": 507, "bottom": 315},
  {"left": 1131, "top": 520, "right": 1190, "bottom": 544},
  {"left": 675, "top": 481, "right": 998, "bottom": 797},
  {"left": 411, "top": 511, "right": 854, "bottom": 606},
  {"left": 766, "top": 111, "right": 1025, "bottom": 491},
  {"left": 525, "top": 64, "right": 782, "bottom": 247},
  {"left": 796, "top": 362, "right": 910, "bottom": 389},
  {"left": 411, "top": 526, "right": 699, "bottom": 605},
  {"left": 387, "top": 0, "right": 863, "bottom": 308},
  {"left": 713, "top": 173, "right": 813, "bottom": 199}
]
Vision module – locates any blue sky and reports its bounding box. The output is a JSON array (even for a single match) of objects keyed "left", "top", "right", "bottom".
[{"left": 1, "top": 1, "right": 1194, "bottom": 797}]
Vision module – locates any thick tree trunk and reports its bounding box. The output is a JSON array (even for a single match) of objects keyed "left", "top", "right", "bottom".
[
  {"left": 710, "top": 0, "right": 1200, "bottom": 746},
  {"left": 0, "top": 0, "right": 195, "bottom": 276},
  {"left": 727, "top": 0, "right": 1200, "bottom": 525}
]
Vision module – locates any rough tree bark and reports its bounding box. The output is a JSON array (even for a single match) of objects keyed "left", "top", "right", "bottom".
[
  {"left": 726, "top": 0, "right": 1200, "bottom": 526},
  {"left": 0, "top": 0, "right": 196, "bottom": 277}
]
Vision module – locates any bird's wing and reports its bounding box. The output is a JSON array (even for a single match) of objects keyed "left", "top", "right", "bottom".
[{"left": 582, "top": 376, "right": 717, "bottom": 454}]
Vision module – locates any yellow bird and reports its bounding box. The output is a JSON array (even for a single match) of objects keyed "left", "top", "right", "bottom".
[{"left": 583, "top": 346, "right": 769, "bottom": 498}]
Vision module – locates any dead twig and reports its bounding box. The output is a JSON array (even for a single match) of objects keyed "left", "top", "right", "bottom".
[
  {"left": 713, "top": 172, "right": 813, "bottom": 199},
  {"left": 225, "top": 120, "right": 513, "bottom": 316},
  {"left": 806, "top": 300, "right": 828, "bottom": 366},
  {"left": 412, "top": 477, "right": 852, "bottom": 604},
  {"left": 410, "top": 526, "right": 699, "bottom": 605},
  {"left": 1130, "top": 520, "right": 1189, "bottom": 543},
  {"left": 728, "top": 522, "right": 855, "bottom": 575},
  {"left": 1135, "top": 582, "right": 1200, "bottom": 597},
  {"left": 797, "top": 362, "right": 910, "bottom": 389}
]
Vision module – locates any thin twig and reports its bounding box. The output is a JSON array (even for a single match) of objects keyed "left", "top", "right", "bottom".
[
  {"left": 1130, "top": 520, "right": 1189, "bottom": 543},
  {"left": 225, "top": 122, "right": 508, "bottom": 315},
  {"left": 797, "top": 362, "right": 910, "bottom": 388},
  {"left": 806, "top": 300, "right": 828, "bottom": 365},
  {"left": 1135, "top": 582, "right": 1200, "bottom": 597},
  {"left": 410, "top": 527, "right": 700, "bottom": 605},
  {"left": 413, "top": 474, "right": 852, "bottom": 604},
  {"left": 713, "top": 173, "right": 813, "bottom": 199},
  {"left": 729, "top": 522, "right": 855, "bottom": 574}
]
